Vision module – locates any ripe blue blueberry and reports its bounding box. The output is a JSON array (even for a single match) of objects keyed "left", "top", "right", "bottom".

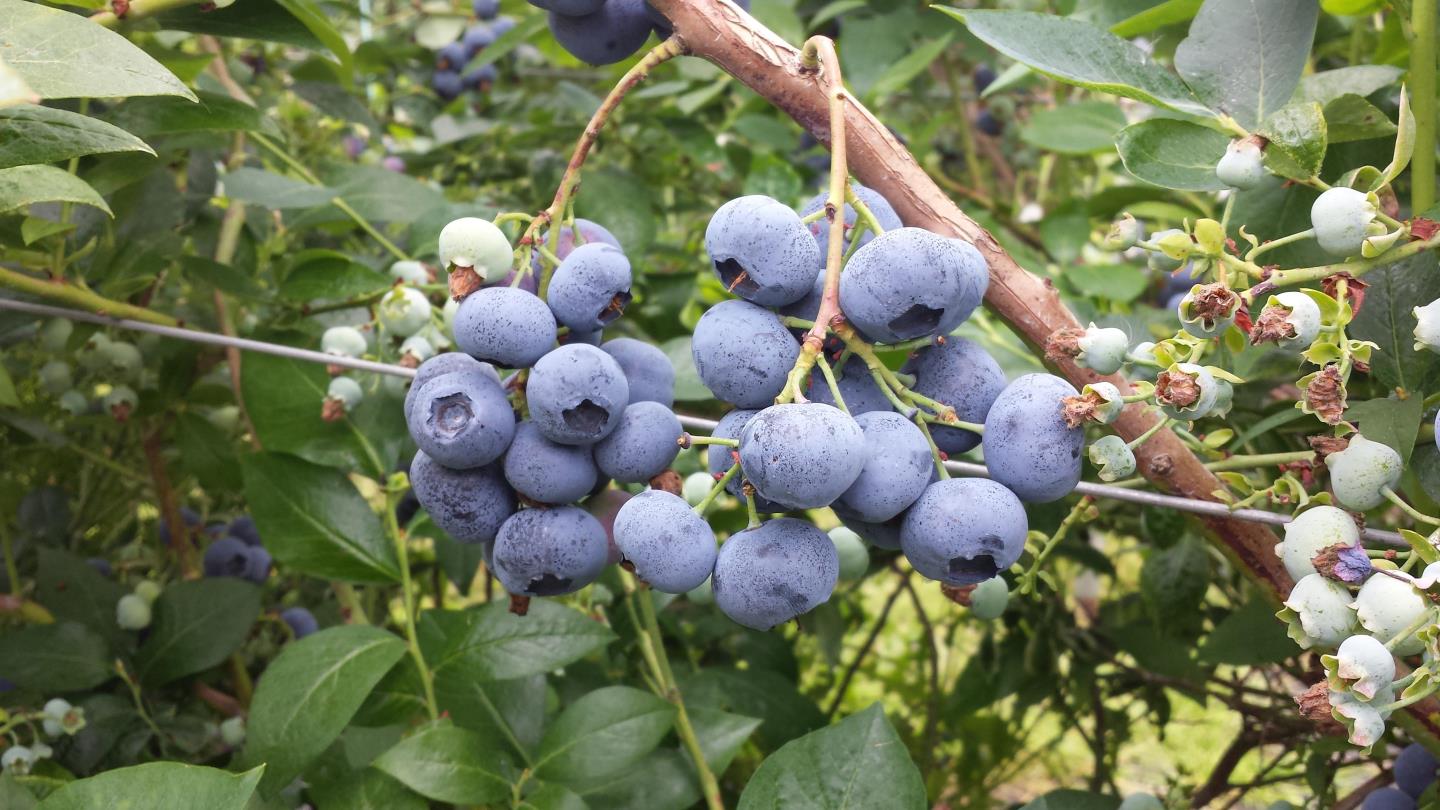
[
  {"left": 706, "top": 409, "right": 783, "bottom": 512},
  {"left": 503, "top": 421, "right": 599, "bottom": 504},
  {"left": 601, "top": 337, "right": 675, "bottom": 406},
  {"left": 463, "top": 64, "right": 499, "bottom": 90},
  {"left": 406, "top": 352, "right": 500, "bottom": 421},
  {"left": 436, "top": 42, "right": 469, "bottom": 71},
  {"left": 433, "top": 69, "right": 463, "bottom": 101},
  {"left": 738, "top": 403, "right": 866, "bottom": 510},
  {"left": 975, "top": 109, "right": 1003, "bottom": 136},
  {"left": 691, "top": 300, "right": 800, "bottom": 408},
  {"left": 547, "top": 243, "right": 633, "bottom": 331},
  {"left": 612, "top": 490, "right": 717, "bottom": 593},
  {"left": 159, "top": 506, "right": 201, "bottom": 546},
  {"left": 712, "top": 518, "right": 839, "bottom": 630},
  {"left": 836, "top": 411, "right": 933, "bottom": 523},
  {"left": 900, "top": 337, "right": 1005, "bottom": 453},
  {"left": 1394, "top": 743, "right": 1438, "bottom": 799},
  {"left": 546, "top": 0, "right": 653, "bottom": 66},
  {"left": 229, "top": 515, "right": 260, "bottom": 546},
  {"left": 474, "top": 0, "right": 500, "bottom": 16},
  {"left": 798, "top": 183, "right": 903, "bottom": 262},
  {"left": 407, "top": 370, "right": 516, "bottom": 469},
  {"left": 593, "top": 402, "right": 681, "bottom": 483},
  {"left": 705, "top": 195, "right": 820, "bottom": 306},
  {"left": 281, "top": 607, "right": 319, "bottom": 639},
  {"left": 838, "top": 228, "right": 988, "bottom": 343},
  {"left": 453, "top": 286, "right": 558, "bottom": 369},
  {"left": 246, "top": 546, "right": 272, "bottom": 583},
  {"left": 1362, "top": 788, "right": 1417, "bottom": 810},
  {"left": 526, "top": 344, "right": 629, "bottom": 445},
  {"left": 204, "top": 536, "right": 252, "bottom": 579},
  {"left": 492, "top": 506, "right": 610, "bottom": 596},
  {"left": 982, "top": 373, "right": 1084, "bottom": 503},
  {"left": 901, "top": 478, "right": 1028, "bottom": 586},
  {"left": 462, "top": 24, "right": 496, "bottom": 57},
  {"left": 529, "top": 0, "right": 606, "bottom": 13},
  {"left": 806, "top": 355, "right": 892, "bottom": 416},
  {"left": 410, "top": 450, "right": 516, "bottom": 543}
]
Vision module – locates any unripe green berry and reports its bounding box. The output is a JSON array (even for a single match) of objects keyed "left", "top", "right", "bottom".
[
  {"left": 38, "top": 318, "right": 73, "bottom": 353},
  {"left": 389, "top": 260, "right": 430, "bottom": 286},
  {"left": 377, "top": 287, "right": 432, "bottom": 338},
  {"left": 1215, "top": 138, "right": 1265, "bottom": 190},
  {"left": 1076, "top": 324, "right": 1129, "bottom": 375},
  {"left": 969, "top": 576, "right": 1009, "bottom": 620},
  {"left": 437, "top": 217, "right": 513, "bottom": 281},
  {"left": 219, "top": 716, "right": 246, "bottom": 747},
  {"left": 1311, "top": 187, "right": 1378, "bottom": 257},
  {"left": 1326, "top": 634, "right": 1395, "bottom": 700},
  {"left": 101, "top": 341, "right": 142, "bottom": 382},
  {"left": 1276, "top": 505, "right": 1359, "bottom": 581},
  {"left": 1279, "top": 573, "right": 1358, "bottom": 649},
  {"left": 1082, "top": 382, "right": 1125, "bottom": 424},
  {"left": 1325, "top": 434, "right": 1402, "bottom": 511},
  {"left": 1087, "top": 434, "right": 1136, "bottom": 482},
  {"left": 2, "top": 746, "right": 35, "bottom": 775},
  {"left": 42, "top": 698, "right": 83, "bottom": 737},
  {"left": 1352, "top": 573, "right": 1428, "bottom": 656},
  {"left": 38, "top": 360, "right": 72, "bottom": 396},
  {"left": 117, "top": 593, "right": 153, "bottom": 631},
  {"left": 399, "top": 335, "right": 436, "bottom": 365},
  {"left": 1157, "top": 362, "right": 1218, "bottom": 420},
  {"left": 327, "top": 377, "right": 364, "bottom": 412},
  {"left": 687, "top": 577, "right": 714, "bottom": 605},
  {"left": 133, "top": 580, "right": 162, "bottom": 605},
  {"left": 1266, "top": 291, "right": 1323, "bottom": 352},
  {"left": 682, "top": 472, "right": 715, "bottom": 506},
  {"left": 828, "top": 526, "right": 869, "bottom": 581},
  {"left": 321, "top": 326, "right": 367, "bottom": 359},
  {"left": 103, "top": 385, "right": 139, "bottom": 416},
  {"left": 58, "top": 389, "right": 88, "bottom": 416},
  {"left": 1146, "top": 229, "right": 1186, "bottom": 272},
  {"left": 1101, "top": 214, "right": 1143, "bottom": 251},
  {"left": 1413, "top": 297, "right": 1440, "bottom": 354}
]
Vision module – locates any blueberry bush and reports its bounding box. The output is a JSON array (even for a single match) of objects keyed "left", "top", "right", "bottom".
[{"left": 5, "top": 0, "right": 1440, "bottom": 807}]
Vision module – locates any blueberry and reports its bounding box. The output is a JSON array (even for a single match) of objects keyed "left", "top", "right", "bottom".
[
  {"left": 281, "top": 607, "right": 319, "bottom": 639},
  {"left": 86, "top": 557, "right": 113, "bottom": 577},
  {"left": 712, "top": 518, "right": 839, "bottom": 630},
  {"left": 229, "top": 515, "right": 261, "bottom": 547},
  {"left": 975, "top": 109, "right": 1003, "bottom": 136},
  {"left": 407, "top": 369, "right": 515, "bottom": 470},
  {"left": 1354, "top": 573, "right": 1427, "bottom": 656},
  {"left": 529, "top": 0, "right": 606, "bottom": 13},
  {"left": 1325, "top": 434, "right": 1403, "bottom": 511},
  {"left": 1363, "top": 788, "right": 1417, "bottom": 810},
  {"left": 491, "top": 16, "right": 517, "bottom": 35},
  {"left": 116, "top": 593, "right": 152, "bottom": 630},
  {"left": 583, "top": 487, "right": 628, "bottom": 565},
  {"left": 204, "top": 536, "right": 251, "bottom": 578},
  {"left": 797, "top": 183, "right": 903, "bottom": 263},
  {"left": 901, "top": 478, "right": 1027, "bottom": 585},
  {"left": 838, "top": 228, "right": 988, "bottom": 343},
  {"left": 1311, "top": 187, "right": 1377, "bottom": 257},
  {"left": 504, "top": 421, "right": 599, "bottom": 504},
  {"left": 778, "top": 268, "right": 827, "bottom": 324},
  {"left": 737, "top": 403, "right": 866, "bottom": 510},
  {"left": 691, "top": 300, "right": 800, "bottom": 408},
  {"left": 439, "top": 216, "right": 514, "bottom": 280},
  {"left": 527, "top": 344, "right": 629, "bottom": 445},
  {"left": 39, "top": 360, "right": 72, "bottom": 396},
  {"left": 1277, "top": 505, "right": 1359, "bottom": 581},
  {"left": 900, "top": 337, "right": 1005, "bottom": 454},
  {"left": 706, "top": 409, "right": 783, "bottom": 512},
  {"left": 454, "top": 287, "right": 558, "bottom": 368},
  {"left": 474, "top": 0, "right": 500, "bottom": 17},
  {"left": 836, "top": 411, "right": 932, "bottom": 522},
  {"left": 437, "top": 42, "right": 469, "bottom": 71},
  {"left": 245, "top": 546, "right": 272, "bottom": 583},
  {"left": 704, "top": 195, "right": 820, "bottom": 306},
  {"left": 839, "top": 513, "right": 904, "bottom": 550},
  {"left": 1216, "top": 137, "right": 1265, "bottom": 190},
  {"left": 601, "top": 337, "right": 675, "bottom": 406},
  {"left": 492, "top": 506, "right": 610, "bottom": 596},
  {"left": 321, "top": 325, "right": 367, "bottom": 359},
  {"left": 969, "top": 576, "right": 1009, "bottom": 619},
  {"left": 523, "top": 218, "right": 623, "bottom": 279},
  {"left": 159, "top": 506, "right": 201, "bottom": 546},
  {"left": 548, "top": 243, "right": 633, "bottom": 331},
  {"left": 593, "top": 402, "right": 681, "bottom": 483},
  {"left": 613, "top": 490, "right": 716, "bottom": 593},
  {"left": 560, "top": 328, "right": 602, "bottom": 346},
  {"left": 828, "top": 526, "right": 869, "bottom": 581},
  {"left": 462, "top": 24, "right": 496, "bottom": 57},
  {"left": 973, "top": 64, "right": 996, "bottom": 94},
  {"left": 406, "top": 352, "right": 501, "bottom": 417},
  {"left": 547, "top": 0, "right": 653, "bottom": 67},
  {"left": 219, "top": 716, "right": 246, "bottom": 747},
  {"left": 463, "top": 64, "right": 499, "bottom": 90},
  {"left": 1394, "top": 743, "right": 1438, "bottom": 798},
  {"left": 411, "top": 451, "right": 516, "bottom": 543},
  {"left": 805, "top": 355, "right": 892, "bottom": 416},
  {"left": 433, "top": 69, "right": 463, "bottom": 100},
  {"left": 982, "top": 373, "right": 1083, "bottom": 503}
]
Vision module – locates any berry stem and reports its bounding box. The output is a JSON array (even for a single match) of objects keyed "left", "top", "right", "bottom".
[
  {"left": 1384, "top": 607, "right": 1438, "bottom": 653},
  {"left": 743, "top": 485, "right": 761, "bottom": 528},
  {"left": 912, "top": 413, "right": 950, "bottom": 480},
  {"left": 846, "top": 184, "right": 889, "bottom": 236},
  {"left": 492, "top": 211, "right": 534, "bottom": 227},
  {"left": 799, "top": 209, "right": 828, "bottom": 225},
  {"left": 1414, "top": 0, "right": 1437, "bottom": 214},
  {"left": 1245, "top": 228, "right": 1315, "bottom": 264},
  {"left": 1382, "top": 486, "right": 1440, "bottom": 526},
  {"left": 692, "top": 464, "right": 741, "bottom": 516},
  {"left": 1203, "top": 451, "right": 1316, "bottom": 473},
  {"left": 680, "top": 434, "right": 739, "bottom": 448},
  {"left": 814, "top": 353, "right": 850, "bottom": 413},
  {"left": 1125, "top": 417, "right": 1171, "bottom": 451},
  {"left": 799, "top": 35, "right": 848, "bottom": 355},
  {"left": 1015, "top": 496, "right": 1094, "bottom": 596},
  {"left": 90, "top": 0, "right": 202, "bottom": 26},
  {"left": 384, "top": 475, "right": 440, "bottom": 722},
  {"left": 1242, "top": 233, "right": 1440, "bottom": 301}
]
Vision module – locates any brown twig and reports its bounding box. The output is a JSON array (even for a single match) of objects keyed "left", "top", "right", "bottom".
[
  {"left": 826, "top": 571, "right": 909, "bottom": 718},
  {"left": 142, "top": 426, "right": 196, "bottom": 577}
]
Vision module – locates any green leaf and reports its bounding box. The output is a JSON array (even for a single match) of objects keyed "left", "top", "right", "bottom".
[
  {"left": 1259, "top": 102, "right": 1327, "bottom": 181},
  {"left": 1298, "top": 65, "right": 1404, "bottom": 106},
  {"left": 1172, "top": 0, "right": 1317, "bottom": 129},
  {"left": 181, "top": 256, "right": 267, "bottom": 300},
  {"left": 574, "top": 167, "right": 656, "bottom": 259},
  {"left": 1345, "top": 395, "right": 1426, "bottom": 464},
  {"left": 1114, "top": 119, "right": 1229, "bottom": 191},
  {"left": 176, "top": 411, "right": 242, "bottom": 492},
  {"left": 1140, "top": 538, "right": 1210, "bottom": 625},
  {"left": 1019, "top": 102, "right": 1127, "bottom": 155},
  {"left": 0, "top": 0, "right": 194, "bottom": 101},
  {"left": 309, "top": 769, "right": 426, "bottom": 810},
  {"left": 223, "top": 167, "right": 335, "bottom": 209},
  {"left": 0, "top": 364, "right": 16, "bottom": 407},
  {"left": 0, "top": 774, "right": 37, "bottom": 810},
  {"left": 737, "top": 703, "right": 925, "bottom": 810},
  {"left": 372, "top": 721, "right": 513, "bottom": 804},
  {"left": 578, "top": 749, "right": 699, "bottom": 810},
  {"left": 34, "top": 547, "right": 127, "bottom": 647},
  {"left": 157, "top": 0, "right": 324, "bottom": 49},
  {"left": 662, "top": 336, "right": 709, "bottom": 402},
  {"left": 936, "top": 9, "right": 1207, "bottom": 115},
  {"left": 681, "top": 667, "right": 825, "bottom": 751},
  {"left": 0, "top": 105, "right": 152, "bottom": 170},
  {"left": 273, "top": 0, "right": 353, "bottom": 76},
  {"left": 1063, "top": 264, "right": 1150, "bottom": 303},
  {"left": 688, "top": 707, "right": 762, "bottom": 774},
  {"left": 1323, "top": 94, "right": 1398, "bottom": 143},
  {"left": 240, "top": 350, "right": 388, "bottom": 476},
  {"left": 1198, "top": 597, "right": 1300, "bottom": 665},
  {"left": 38, "top": 764, "right": 261, "bottom": 810},
  {"left": 136, "top": 578, "right": 261, "bottom": 685},
  {"left": 1349, "top": 251, "right": 1440, "bottom": 393},
  {"left": 1382, "top": 86, "right": 1416, "bottom": 185},
  {"left": 298, "top": 165, "right": 447, "bottom": 228},
  {"left": 519, "top": 782, "right": 590, "bottom": 810},
  {"left": 241, "top": 451, "right": 400, "bottom": 584},
  {"left": 1020, "top": 790, "right": 1121, "bottom": 810},
  {"left": 0, "top": 622, "right": 113, "bottom": 692},
  {"left": 420, "top": 601, "right": 617, "bottom": 682},
  {"left": 278, "top": 252, "right": 390, "bottom": 301},
  {"left": 0, "top": 165, "right": 111, "bottom": 216},
  {"left": 869, "top": 35, "right": 954, "bottom": 98},
  {"left": 241, "top": 625, "right": 407, "bottom": 796},
  {"left": 107, "top": 91, "right": 275, "bottom": 137},
  {"left": 534, "top": 686, "right": 676, "bottom": 788},
  {"left": 1109, "top": 0, "right": 1202, "bottom": 37}
]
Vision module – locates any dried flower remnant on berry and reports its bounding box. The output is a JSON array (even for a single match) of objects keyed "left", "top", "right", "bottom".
[
  {"left": 1155, "top": 369, "right": 1201, "bottom": 409},
  {"left": 1249, "top": 303, "right": 1298, "bottom": 346},
  {"left": 1312, "top": 542, "right": 1372, "bottom": 584},
  {"left": 1187, "top": 283, "right": 1240, "bottom": 329},
  {"left": 1043, "top": 327, "right": 1084, "bottom": 364},
  {"left": 1306, "top": 366, "right": 1347, "bottom": 425}
]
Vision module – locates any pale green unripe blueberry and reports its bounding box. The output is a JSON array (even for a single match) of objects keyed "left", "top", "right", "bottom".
[
  {"left": 1158, "top": 362, "right": 1218, "bottom": 420},
  {"left": 682, "top": 472, "right": 715, "bottom": 506},
  {"left": 687, "top": 577, "right": 714, "bottom": 605},
  {"left": 1076, "top": 324, "right": 1129, "bottom": 375},
  {"left": 76, "top": 333, "right": 111, "bottom": 372},
  {"left": 1215, "top": 138, "right": 1266, "bottom": 190},
  {"left": 2, "top": 746, "right": 35, "bottom": 775},
  {"left": 1087, "top": 434, "right": 1136, "bottom": 482},
  {"left": 418, "top": 322, "right": 451, "bottom": 351},
  {"left": 1127, "top": 342, "right": 1157, "bottom": 365},
  {"left": 1101, "top": 214, "right": 1144, "bottom": 251},
  {"left": 1325, "top": 434, "right": 1403, "bottom": 511},
  {"left": 116, "top": 593, "right": 153, "bottom": 631},
  {"left": 969, "top": 576, "right": 1010, "bottom": 620},
  {"left": 381, "top": 374, "right": 408, "bottom": 398},
  {"left": 1311, "top": 187, "right": 1378, "bottom": 257},
  {"left": 378, "top": 286, "right": 432, "bottom": 338},
  {"left": 219, "top": 716, "right": 246, "bottom": 747},
  {"left": 133, "top": 580, "right": 162, "bottom": 605},
  {"left": 1352, "top": 574, "right": 1428, "bottom": 656},
  {"left": 1178, "top": 286, "right": 1238, "bottom": 337},
  {"left": 1328, "top": 634, "right": 1395, "bottom": 700},
  {"left": 438, "top": 217, "right": 513, "bottom": 281},
  {"left": 1280, "top": 573, "right": 1359, "bottom": 649},
  {"left": 1413, "top": 298, "right": 1440, "bottom": 354},
  {"left": 39, "top": 360, "right": 73, "bottom": 395},
  {"left": 828, "top": 526, "right": 869, "bottom": 581},
  {"left": 1146, "top": 229, "right": 1185, "bottom": 272},
  {"left": 1118, "top": 795, "right": 1164, "bottom": 810},
  {"left": 103, "top": 385, "right": 138, "bottom": 414},
  {"left": 1082, "top": 382, "right": 1125, "bottom": 424},
  {"left": 207, "top": 405, "right": 240, "bottom": 433},
  {"left": 58, "top": 389, "right": 88, "bottom": 415},
  {"left": 1269, "top": 292, "right": 1322, "bottom": 352},
  {"left": 43, "top": 697, "right": 82, "bottom": 737},
  {"left": 399, "top": 335, "right": 436, "bottom": 364},
  {"left": 29, "top": 742, "right": 51, "bottom": 761},
  {"left": 1209, "top": 378, "right": 1234, "bottom": 419},
  {"left": 1277, "top": 505, "right": 1359, "bottom": 582},
  {"left": 39, "top": 318, "right": 73, "bottom": 353},
  {"left": 327, "top": 377, "right": 364, "bottom": 412},
  {"left": 102, "top": 341, "right": 142, "bottom": 381},
  {"left": 321, "top": 326, "right": 367, "bottom": 358},
  {"left": 1330, "top": 688, "right": 1390, "bottom": 748},
  {"left": 389, "top": 260, "right": 430, "bottom": 286}
]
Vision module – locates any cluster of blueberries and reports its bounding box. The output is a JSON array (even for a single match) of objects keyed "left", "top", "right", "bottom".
[
  {"left": 1366, "top": 744, "right": 1439, "bottom": 809},
  {"left": 433, "top": 0, "right": 517, "bottom": 101},
  {"left": 528, "top": 0, "right": 749, "bottom": 66}
]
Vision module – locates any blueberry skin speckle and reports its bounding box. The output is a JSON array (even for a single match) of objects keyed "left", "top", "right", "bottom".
[
  {"left": 612, "top": 490, "right": 716, "bottom": 593},
  {"left": 901, "top": 478, "right": 1027, "bottom": 586},
  {"left": 836, "top": 411, "right": 933, "bottom": 523},
  {"left": 454, "top": 287, "right": 557, "bottom": 369},
  {"left": 601, "top": 337, "right": 675, "bottom": 407},
  {"left": 547, "top": 243, "right": 633, "bottom": 332},
  {"left": 706, "top": 409, "right": 784, "bottom": 512},
  {"left": 691, "top": 300, "right": 800, "bottom": 408},
  {"left": 503, "top": 421, "right": 599, "bottom": 504},
  {"left": 407, "top": 371, "right": 516, "bottom": 469},
  {"left": 410, "top": 451, "right": 516, "bottom": 543},
  {"left": 526, "top": 344, "right": 630, "bottom": 445},
  {"left": 593, "top": 401, "right": 682, "bottom": 483},
  {"left": 492, "top": 506, "right": 610, "bottom": 597},
  {"left": 838, "top": 228, "right": 989, "bottom": 344},
  {"left": 798, "top": 183, "right": 904, "bottom": 264},
  {"left": 704, "top": 195, "right": 820, "bottom": 306},
  {"left": 900, "top": 337, "right": 1005, "bottom": 454},
  {"left": 737, "top": 403, "right": 866, "bottom": 510},
  {"left": 281, "top": 607, "right": 319, "bottom": 639},
  {"left": 982, "top": 373, "right": 1084, "bottom": 503},
  {"left": 712, "top": 518, "right": 839, "bottom": 630},
  {"left": 546, "top": 0, "right": 653, "bottom": 67}
]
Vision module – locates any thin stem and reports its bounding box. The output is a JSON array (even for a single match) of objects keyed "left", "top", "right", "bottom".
[
  {"left": 682, "top": 434, "right": 738, "bottom": 448},
  {"left": 1376, "top": 684, "right": 1440, "bottom": 714},
  {"left": 1017, "top": 496, "right": 1094, "bottom": 596},
  {"left": 386, "top": 478, "right": 439, "bottom": 721},
  {"left": 1126, "top": 418, "right": 1169, "bottom": 451},
  {"left": 1383, "top": 607, "right": 1436, "bottom": 652},
  {"left": 814, "top": 354, "right": 849, "bottom": 413},
  {"left": 1414, "top": 0, "right": 1437, "bottom": 214},
  {"left": 91, "top": 0, "right": 202, "bottom": 26},
  {"left": 912, "top": 413, "right": 951, "bottom": 480},
  {"left": 744, "top": 486, "right": 760, "bottom": 528},
  {"left": 1246, "top": 229, "right": 1315, "bottom": 263},
  {"left": 692, "top": 464, "right": 740, "bottom": 516},
  {"left": 1204, "top": 451, "right": 1315, "bottom": 473},
  {"left": 1243, "top": 234, "right": 1440, "bottom": 300},
  {"left": 845, "top": 184, "right": 888, "bottom": 236},
  {"left": 1382, "top": 486, "right": 1440, "bottom": 526}
]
